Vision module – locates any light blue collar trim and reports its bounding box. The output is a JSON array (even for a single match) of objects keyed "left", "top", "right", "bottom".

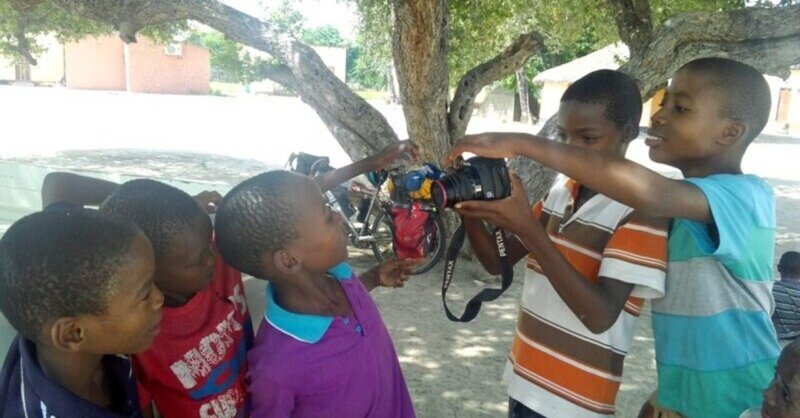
[{"left": 264, "top": 263, "right": 354, "bottom": 343}]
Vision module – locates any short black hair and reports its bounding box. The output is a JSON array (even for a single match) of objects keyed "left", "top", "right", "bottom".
[
  {"left": 561, "top": 69, "right": 643, "bottom": 131},
  {"left": 100, "top": 179, "right": 204, "bottom": 259},
  {"left": 0, "top": 209, "right": 140, "bottom": 342},
  {"left": 680, "top": 57, "right": 771, "bottom": 143},
  {"left": 215, "top": 171, "right": 307, "bottom": 278},
  {"left": 779, "top": 251, "right": 800, "bottom": 277}
]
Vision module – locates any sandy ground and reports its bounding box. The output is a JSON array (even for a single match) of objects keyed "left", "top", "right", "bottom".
[{"left": 1, "top": 86, "right": 798, "bottom": 417}]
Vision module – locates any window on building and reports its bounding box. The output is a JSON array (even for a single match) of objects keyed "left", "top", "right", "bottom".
[{"left": 165, "top": 43, "right": 183, "bottom": 57}]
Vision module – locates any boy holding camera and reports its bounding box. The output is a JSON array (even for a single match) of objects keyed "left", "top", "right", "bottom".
[{"left": 459, "top": 70, "right": 667, "bottom": 418}]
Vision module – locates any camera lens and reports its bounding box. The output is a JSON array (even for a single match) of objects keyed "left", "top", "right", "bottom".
[{"left": 432, "top": 157, "right": 510, "bottom": 208}]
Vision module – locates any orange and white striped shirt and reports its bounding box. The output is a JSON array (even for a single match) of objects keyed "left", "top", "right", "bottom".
[{"left": 504, "top": 176, "right": 667, "bottom": 418}]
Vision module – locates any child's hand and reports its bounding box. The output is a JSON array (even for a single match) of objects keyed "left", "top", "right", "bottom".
[
  {"left": 454, "top": 174, "right": 537, "bottom": 237},
  {"left": 376, "top": 259, "right": 420, "bottom": 288},
  {"left": 443, "top": 133, "right": 523, "bottom": 167},
  {"left": 373, "top": 140, "right": 419, "bottom": 169},
  {"left": 194, "top": 190, "right": 223, "bottom": 214}
]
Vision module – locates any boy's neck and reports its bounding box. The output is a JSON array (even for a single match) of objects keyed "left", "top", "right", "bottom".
[
  {"left": 272, "top": 271, "right": 352, "bottom": 317},
  {"left": 680, "top": 153, "right": 743, "bottom": 178},
  {"left": 36, "top": 343, "right": 112, "bottom": 409},
  {"left": 162, "top": 291, "right": 195, "bottom": 307}
]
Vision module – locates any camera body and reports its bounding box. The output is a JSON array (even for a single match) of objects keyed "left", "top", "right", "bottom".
[{"left": 432, "top": 157, "right": 511, "bottom": 208}]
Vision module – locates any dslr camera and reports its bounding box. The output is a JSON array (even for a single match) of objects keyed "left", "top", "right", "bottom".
[{"left": 431, "top": 157, "right": 511, "bottom": 208}]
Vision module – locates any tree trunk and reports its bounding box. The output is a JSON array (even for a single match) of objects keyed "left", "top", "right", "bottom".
[
  {"left": 516, "top": 69, "right": 531, "bottom": 124},
  {"left": 391, "top": 0, "right": 451, "bottom": 164}
]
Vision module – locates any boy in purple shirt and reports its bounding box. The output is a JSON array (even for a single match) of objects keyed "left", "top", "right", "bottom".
[{"left": 215, "top": 170, "right": 418, "bottom": 418}]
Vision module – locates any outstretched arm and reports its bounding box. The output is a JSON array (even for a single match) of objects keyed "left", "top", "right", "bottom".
[
  {"left": 41, "top": 172, "right": 118, "bottom": 209},
  {"left": 42, "top": 172, "right": 224, "bottom": 214},
  {"left": 445, "top": 133, "right": 711, "bottom": 223},
  {"left": 315, "top": 140, "right": 418, "bottom": 192}
]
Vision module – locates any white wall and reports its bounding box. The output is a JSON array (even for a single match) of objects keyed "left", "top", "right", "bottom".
[{"left": 538, "top": 82, "right": 569, "bottom": 123}]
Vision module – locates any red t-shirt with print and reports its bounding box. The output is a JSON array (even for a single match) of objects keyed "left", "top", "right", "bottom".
[{"left": 133, "top": 254, "right": 253, "bottom": 418}]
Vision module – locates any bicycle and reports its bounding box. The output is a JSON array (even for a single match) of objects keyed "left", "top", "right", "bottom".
[{"left": 286, "top": 152, "right": 446, "bottom": 274}]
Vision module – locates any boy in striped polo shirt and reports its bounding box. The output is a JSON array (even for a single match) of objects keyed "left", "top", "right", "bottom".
[
  {"left": 447, "top": 58, "right": 779, "bottom": 418},
  {"left": 459, "top": 70, "right": 668, "bottom": 417}
]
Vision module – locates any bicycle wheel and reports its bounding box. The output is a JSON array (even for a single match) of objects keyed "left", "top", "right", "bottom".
[
  {"left": 370, "top": 209, "right": 446, "bottom": 275},
  {"left": 368, "top": 208, "right": 395, "bottom": 263}
]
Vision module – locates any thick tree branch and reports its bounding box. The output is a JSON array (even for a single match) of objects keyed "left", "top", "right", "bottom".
[
  {"left": 623, "top": 4, "right": 800, "bottom": 97},
  {"left": 12, "top": 21, "right": 38, "bottom": 65},
  {"left": 48, "top": 0, "right": 398, "bottom": 160},
  {"left": 606, "top": 0, "right": 653, "bottom": 56},
  {"left": 448, "top": 31, "right": 546, "bottom": 141}
]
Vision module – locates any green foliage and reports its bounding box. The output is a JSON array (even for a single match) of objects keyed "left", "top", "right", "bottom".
[
  {"left": 347, "top": 0, "right": 392, "bottom": 89},
  {"left": 188, "top": 30, "right": 246, "bottom": 82},
  {"left": 300, "top": 24, "right": 345, "bottom": 47},
  {"left": 349, "top": 0, "right": 751, "bottom": 91},
  {"left": 266, "top": 0, "right": 305, "bottom": 37},
  {"left": 188, "top": 29, "right": 276, "bottom": 84},
  {"left": 0, "top": 0, "right": 188, "bottom": 62},
  {"left": 0, "top": 0, "right": 109, "bottom": 61},
  {"left": 347, "top": 45, "right": 387, "bottom": 89}
]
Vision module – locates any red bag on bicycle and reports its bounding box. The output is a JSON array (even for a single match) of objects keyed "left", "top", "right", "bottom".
[{"left": 390, "top": 202, "right": 431, "bottom": 260}]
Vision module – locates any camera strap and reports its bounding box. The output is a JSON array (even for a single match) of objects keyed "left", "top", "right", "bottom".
[{"left": 441, "top": 218, "right": 513, "bottom": 322}]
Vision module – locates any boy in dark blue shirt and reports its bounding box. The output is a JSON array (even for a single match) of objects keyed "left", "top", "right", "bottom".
[{"left": 0, "top": 209, "right": 164, "bottom": 418}]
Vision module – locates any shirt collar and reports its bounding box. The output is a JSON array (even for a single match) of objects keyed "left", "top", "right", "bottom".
[
  {"left": 264, "top": 263, "right": 354, "bottom": 344},
  {"left": 16, "top": 337, "right": 138, "bottom": 418}
]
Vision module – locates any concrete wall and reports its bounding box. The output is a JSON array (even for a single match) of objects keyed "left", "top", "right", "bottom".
[
  {"left": 65, "top": 35, "right": 209, "bottom": 94},
  {"left": 126, "top": 38, "right": 210, "bottom": 94},
  {"left": 65, "top": 36, "right": 127, "bottom": 91}
]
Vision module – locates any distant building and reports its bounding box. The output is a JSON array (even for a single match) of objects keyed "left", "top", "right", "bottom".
[{"left": 0, "top": 34, "right": 210, "bottom": 95}]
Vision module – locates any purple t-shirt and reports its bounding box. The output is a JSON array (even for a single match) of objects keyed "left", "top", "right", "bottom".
[{"left": 247, "top": 263, "right": 415, "bottom": 418}]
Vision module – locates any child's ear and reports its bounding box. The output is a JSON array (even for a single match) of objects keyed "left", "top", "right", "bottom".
[
  {"left": 622, "top": 123, "right": 639, "bottom": 143},
  {"left": 48, "top": 317, "right": 85, "bottom": 352},
  {"left": 718, "top": 120, "right": 747, "bottom": 146},
  {"left": 272, "top": 249, "right": 301, "bottom": 275}
]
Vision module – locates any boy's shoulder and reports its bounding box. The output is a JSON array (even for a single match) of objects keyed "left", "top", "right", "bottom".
[
  {"left": 673, "top": 173, "right": 775, "bottom": 277},
  {"left": 682, "top": 173, "right": 774, "bottom": 226},
  {"left": 1, "top": 337, "right": 141, "bottom": 418}
]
